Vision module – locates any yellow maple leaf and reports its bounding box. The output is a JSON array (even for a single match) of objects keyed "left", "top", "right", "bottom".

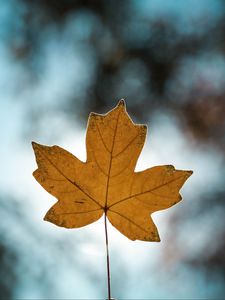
[{"left": 32, "top": 100, "right": 192, "bottom": 242}]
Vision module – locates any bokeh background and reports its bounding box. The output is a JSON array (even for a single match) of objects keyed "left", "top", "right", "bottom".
[{"left": 1, "top": 0, "right": 225, "bottom": 299}]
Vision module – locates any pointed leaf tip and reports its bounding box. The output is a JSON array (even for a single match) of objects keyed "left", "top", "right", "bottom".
[
  {"left": 32, "top": 141, "right": 42, "bottom": 151},
  {"left": 155, "top": 236, "right": 161, "bottom": 242},
  {"left": 32, "top": 141, "right": 38, "bottom": 149},
  {"left": 118, "top": 99, "right": 126, "bottom": 107},
  {"left": 185, "top": 170, "right": 193, "bottom": 178}
]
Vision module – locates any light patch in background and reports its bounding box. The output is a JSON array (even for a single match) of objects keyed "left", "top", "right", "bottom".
[
  {"left": 167, "top": 52, "right": 225, "bottom": 101},
  {"left": 132, "top": 0, "right": 224, "bottom": 33}
]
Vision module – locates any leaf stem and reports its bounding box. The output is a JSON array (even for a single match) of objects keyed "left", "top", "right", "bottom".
[{"left": 104, "top": 212, "right": 111, "bottom": 300}]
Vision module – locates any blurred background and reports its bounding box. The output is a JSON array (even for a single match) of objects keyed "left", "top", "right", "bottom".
[{"left": 0, "top": 0, "right": 225, "bottom": 299}]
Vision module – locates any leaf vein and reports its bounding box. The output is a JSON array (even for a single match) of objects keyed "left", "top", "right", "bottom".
[
  {"left": 105, "top": 111, "right": 121, "bottom": 207},
  {"left": 109, "top": 209, "right": 149, "bottom": 234},
  {"left": 56, "top": 208, "right": 102, "bottom": 216},
  {"left": 93, "top": 151, "right": 108, "bottom": 177},
  {"left": 38, "top": 147, "right": 103, "bottom": 209},
  {"left": 109, "top": 174, "right": 185, "bottom": 208},
  {"left": 112, "top": 132, "right": 139, "bottom": 158},
  {"left": 95, "top": 119, "right": 111, "bottom": 154}
]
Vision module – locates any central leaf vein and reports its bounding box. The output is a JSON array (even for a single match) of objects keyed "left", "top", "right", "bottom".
[{"left": 105, "top": 111, "right": 121, "bottom": 208}]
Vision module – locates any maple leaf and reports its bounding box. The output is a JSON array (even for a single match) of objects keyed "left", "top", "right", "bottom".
[{"left": 32, "top": 100, "right": 192, "bottom": 242}]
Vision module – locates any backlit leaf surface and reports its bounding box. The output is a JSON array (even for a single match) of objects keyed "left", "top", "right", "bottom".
[{"left": 32, "top": 100, "right": 192, "bottom": 241}]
